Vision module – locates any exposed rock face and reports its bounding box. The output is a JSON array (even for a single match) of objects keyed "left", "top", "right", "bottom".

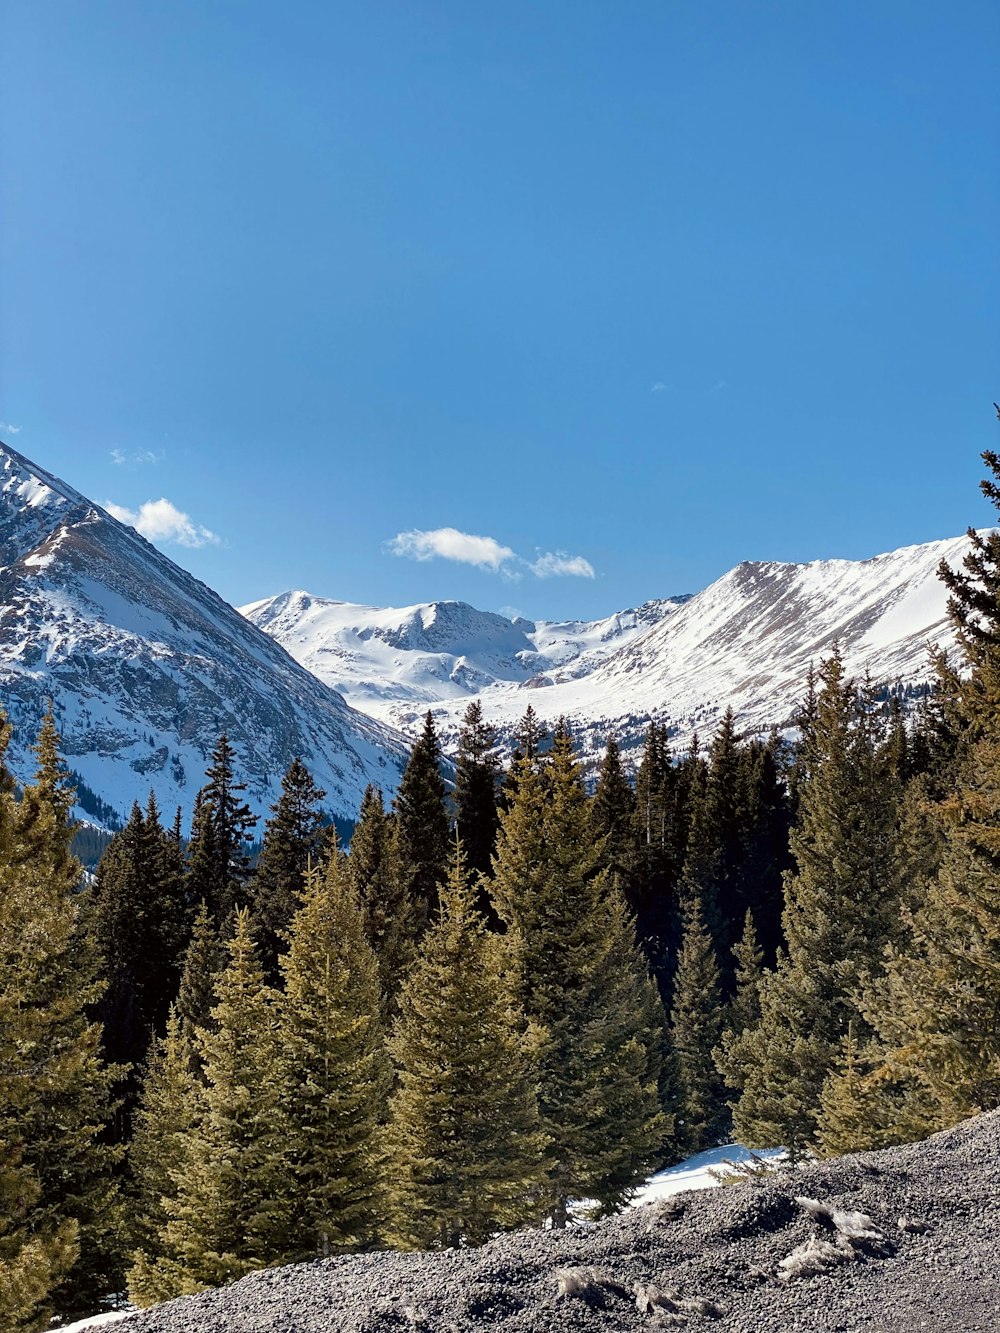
[
  {"left": 114, "top": 1111, "right": 1000, "bottom": 1332},
  {"left": 0, "top": 442, "right": 408, "bottom": 825}
]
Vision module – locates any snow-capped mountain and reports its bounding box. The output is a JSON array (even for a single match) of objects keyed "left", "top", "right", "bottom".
[
  {"left": 0, "top": 442, "right": 408, "bottom": 826},
  {"left": 244, "top": 535, "right": 969, "bottom": 761},
  {"left": 239, "top": 591, "right": 687, "bottom": 723}
]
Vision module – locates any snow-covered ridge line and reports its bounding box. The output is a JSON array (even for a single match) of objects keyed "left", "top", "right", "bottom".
[
  {"left": 244, "top": 532, "right": 974, "bottom": 758},
  {"left": 0, "top": 441, "right": 410, "bottom": 827}
]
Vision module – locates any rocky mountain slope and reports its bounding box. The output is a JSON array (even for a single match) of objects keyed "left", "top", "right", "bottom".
[
  {"left": 0, "top": 441, "right": 408, "bottom": 826},
  {"left": 113, "top": 1110, "right": 1000, "bottom": 1332},
  {"left": 244, "top": 535, "right": 969, "bottom": 759}
]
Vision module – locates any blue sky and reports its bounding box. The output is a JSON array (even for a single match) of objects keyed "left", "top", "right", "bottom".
[{"left": 2, "top": 1, "right": 997, "bottom": 620}]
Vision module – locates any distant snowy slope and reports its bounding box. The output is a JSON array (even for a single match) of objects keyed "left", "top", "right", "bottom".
[
  {"left": 0, "top": 442, "right": 408, "bottom": 825},
  {"left": 240, "top": 592, "right": 685, "bottom": 722},
  {"left": 245, "top": 536, "right": 969, "bottom": 758}
]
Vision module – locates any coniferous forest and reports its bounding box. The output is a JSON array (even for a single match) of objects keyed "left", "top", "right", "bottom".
[{"left": 5, "top": 452, "right": 1000, "bottom": 1330}]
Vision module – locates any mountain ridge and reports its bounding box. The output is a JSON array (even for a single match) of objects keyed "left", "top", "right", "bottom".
[
  {"left": 0, "top": 441, "right": 409, "bottom": 826},
  {"left": 242, "top": 532, "right": 970, "bottom": 759}
]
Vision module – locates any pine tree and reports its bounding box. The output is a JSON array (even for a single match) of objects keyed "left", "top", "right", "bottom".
[
  {"left": 725, "top": 909, "right": 765, "bottom": 1039},
  {"left": 452, "top": 701, "right": 501, "bottom": 898},
  {"left": 348, "top": 785, "right": 413, "bottom": 1008},
  {"left": 492, "top": 724, "right": 664, "bottom": 1223},
  {"left": 0, "top": 708, "right": 124, "bottom": 1320},
  {"left": 126, "top": 1012, "right": 200, "bottom": 1307},
  {"left": 0, "top": 712, "right": 81, "bottom": 1331},
  {"left": 590, "top": 735, "right": 637, "bottom": 899},
  {"left": 814, "top": 1025, "right": 889, "bottom": 1158},
  {"left": 392, "top": 712, "right": 449, "bottom": 936},
  {"left": 275, "top": 849, "right": 389, "bottom": 1258},
  {"left": 718, "top": 652, "right": 905, "bottom": 1154},
  {"left": 669, "top": 897, "right": 727, "bottom": 1153},
  {"left": 186, "top": 735, "right": 257, "bottom": 929},
  {"left": 175, "top": 901, "right": 225, "bottom": 1045},
  {"left": 387, "top": 839, "right": 545, "bottom": 1249},
  {"left": 91, "top": 796, "right": 191, "bottom": 1139},
  {"left": 151, "top": 911, "right": 288, "bottom": 1295},
  {"left": 251, "top": 756, "right": 327, "bottom": 979}
]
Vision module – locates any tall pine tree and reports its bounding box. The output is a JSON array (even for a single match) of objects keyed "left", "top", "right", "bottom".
[
  {"left": 387, "top": 839, "right": 545, "bottom": 1249},
  {"left": 392, "top": 712, "right": 449, "bottom": 937}
]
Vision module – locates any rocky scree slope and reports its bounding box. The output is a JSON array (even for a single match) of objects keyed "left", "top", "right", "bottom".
[
  {"left": 244, "top": 534, "right": 970, "bottom": 760},
  {"left": 117, "top": 1111, "right": 999, "bottom": 1332},
  {"left": 0, "top": 442, "right": 408, "bottom": 825}
]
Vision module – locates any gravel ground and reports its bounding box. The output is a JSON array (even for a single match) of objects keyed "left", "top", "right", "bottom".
[{"left": 119, "top": 1112, "right": 999, "bottom": 1332}]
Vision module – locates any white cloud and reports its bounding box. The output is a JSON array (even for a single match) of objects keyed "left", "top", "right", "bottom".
[
  {"left": 387, "top": 526, "right": 597, "bottom": 580},
  {"left": 0, "top": 422, "right": 21, "bottom": 435},
  {"left": 387, "top": 527, "right": 516, "bottom": 572},
  {"left": 650, "top": 382, "right": 672, "bottom": 393},
  {"left": 111, "top": 447, "right": 164, "bottom": 465},
  {"left": 106, "top": 498, "right": 220, "bottom": 548},
  {"left": 530, "top": 551, "right": 596, "bottom": 579}
]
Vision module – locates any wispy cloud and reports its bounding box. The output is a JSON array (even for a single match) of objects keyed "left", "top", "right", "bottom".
[
  {"left": 709, "top": 378, "right": 728, "bottom": 395},
  {"left": 650, "top": 382, "right": 672, "bottom": 394},
  {"left": 111, "top": 447, "right": 164, "bottom": 466},
  {"left": 0, "top": 422, "right": 21, "bottom": 435},
  {"left": 387, "top": 527, "right": 516, "bottom": 571},
  {"left": 530, "top": 551, "right": 596, "bottom": 579},
  {"left": 106, "top": 498, "right": 220, "bottom": 548},
  {"left": 387, "top": 526, "right": 595, "bottom": 579}
]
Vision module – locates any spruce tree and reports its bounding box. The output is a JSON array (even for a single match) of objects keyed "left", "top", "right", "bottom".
[
  {"left": 853, "top": 453, "right": 1000, "bottom": 1130},
  {"left": 669, "top": 897, "right": 727, "bottom": 1153},
  {"left": 91, "top": 796, "right": 191, "bottom": 1139},
  {"left": 718, "top": 652, "right": 905, "bottom": 1154},
  {"left": 492, "top": 724, "right": 664, "bottom": 1223},
  {"left": 175, "top": 901, "right": 225, "bottom": 1044},
  {"left": 151, "top": 911, "right": 288, "bottom": 1295},
  {"left": 251, "top": 756, "right": 327, "bottom": 979},
  {"left": 1, "top": 709, "right": 124, "bottom": 1319},
  {"left": 186, "top": 734, "right": 257, "bottom": 929},
  {"left": 0, "top": 710, "right": 80, "bottom": 1330},
  {"left": 387, "top": 839, "right": 545, "bottom": 1249},
  {"left": 126, "top": 1012, "right": 200, "bottom": 1307},
  {"left": 392, "top": 712, "right": 449, "bottom": 935},
  {"left": 814, "top": 1025, "right": 890, "bottom": 1158},
  {"left": 452, "top": 701, "right": 501, "bottom": 898},
  {"left": 275, "top": 849, "right": 389, "bottom": 1258},
  {"left": 348, "top": 785, "right": 413, "bottom": 1008},
  {"left": 590, "top": 734, "right": 637, "bottom": 899}
]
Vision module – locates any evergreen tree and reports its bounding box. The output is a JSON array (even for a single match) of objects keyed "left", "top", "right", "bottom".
[
  {"left": 348, "top": 785, "right": 413, "bottom": 1008},
  {"left": 0, "top": 711, "right": 80, "bottom": 1330},
  {"left": 126, "top": 1012, "right": 200, "bottom": 1306},
  {"left": 452, "top": 701, "right": 501, "bottom": 891},
  {"left": 392, "top": 712, "right": 449, "bottom": 936},
  {"left": 149, "top": 911, "right": 288, "bottom": 1296},
  {"left": 725, "top": 909, "right": 765, "bottom": 1040},
  {"left": 276, "top": 849, "right": 389, "bottom": 1258},
  {"left": 718, "top": 652, "right": 905, "bottom": 1154},
  {"left": 492, "top": 725, "right": 664, "bottom": 1223},
  {"left": 854, "top": 452, "right": 1000, "bottom": 1131},
  {"left": 251, "top": 757, "right": 327, "bottom": 979},
  {"left": 175, "top": 901, "right": 225, "bottom": 1046},
  {"left": 91, "top": 796, "right": 191, "bottom": 1139},
  {"left": 387, "top": 840, "right": 545, "bottom": 1249},
  {"left": 669, "top": 897, "right": 727, "bottom": 1153},
  {"left": 0, "top": 709, "right": 124, "bottom": 1320},
  {"left": 186, "top": 735, "right": 257, "bottom": 929},
  {"left": 590, "top": 735, "right": 637, "bottom": 898}
]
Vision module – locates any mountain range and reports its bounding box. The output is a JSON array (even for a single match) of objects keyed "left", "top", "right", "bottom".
[
  {"left": 243, "top": 534, "right": 967, "bottom": 762},
  {"left": 0, "top": 439, "right": 970, "bottom": 828}
]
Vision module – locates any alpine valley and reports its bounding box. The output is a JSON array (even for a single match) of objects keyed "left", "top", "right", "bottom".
[
  {"left": 243, "top": 535, "right": 968, "bottom": 765},
  {"left": 0, "top": 439, "right": 970, "bottom": 829}
]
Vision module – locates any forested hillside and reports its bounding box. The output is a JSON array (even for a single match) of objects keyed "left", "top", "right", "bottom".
[{"left": 4, "top": 449, "right": 1000, "bottom": 1332}]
